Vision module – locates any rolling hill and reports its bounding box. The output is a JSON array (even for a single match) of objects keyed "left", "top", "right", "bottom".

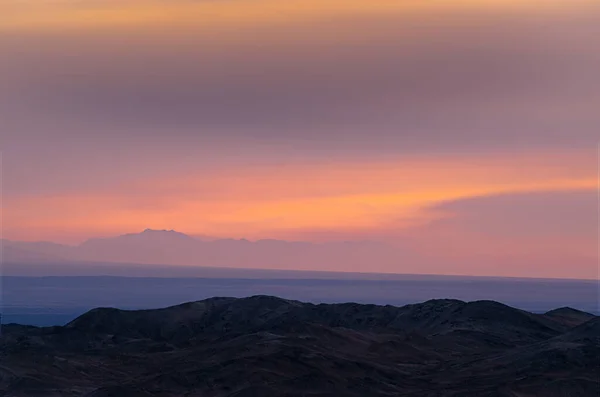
[{"left": 1, "top": 296, "right": 597, "bottom": 396}]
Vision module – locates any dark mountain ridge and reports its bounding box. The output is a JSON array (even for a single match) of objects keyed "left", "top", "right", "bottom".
[
  {"left": 1, "top": 296, "right": 598, "bottom": 396},
  {"left": 62, "top": 296, "right": 572, "bottom": 345}
]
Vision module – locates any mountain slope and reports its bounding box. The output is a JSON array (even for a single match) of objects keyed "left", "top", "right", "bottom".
[
  {"left": 438, "top": 317, "right": 600, "bottom": 397},
  {"left": 64, "top": 297, "right": 566, "bottom": 346},
  {"left": 1, "top": 297, "right": 597, "bottom": 396},
  {"left": 543, "top": 307, "right": 597, "bottom": 328}
]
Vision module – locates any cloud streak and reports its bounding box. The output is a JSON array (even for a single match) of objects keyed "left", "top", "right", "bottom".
[
  {"left": 2, "top": 0, "right": 598, "bottom": 150},
  {"left": 1, "top": 0, "right": 598, "bottom": 278}
]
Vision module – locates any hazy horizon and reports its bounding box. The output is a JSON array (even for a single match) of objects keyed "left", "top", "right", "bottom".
[
  {"left": 4, "top": 274, "right": 598, "bottom": 327},
  {"left": 2, "top": 0, "right": 599, "bottom": 279},
  {"left": 3, "top": 227, "right": 597, "bottom": 280}
]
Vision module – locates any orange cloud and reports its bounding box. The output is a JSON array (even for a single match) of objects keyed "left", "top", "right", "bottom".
[
  {"left": 5, "top": 150, "right": 595, "bottom": 243},
  {"left": 2, "top": 0, "right": 596, "bottom": 32}
]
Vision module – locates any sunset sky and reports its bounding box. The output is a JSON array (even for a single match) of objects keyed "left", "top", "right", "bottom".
[{"left": 1, "top": 0, "right": 598, "bottom": 278}]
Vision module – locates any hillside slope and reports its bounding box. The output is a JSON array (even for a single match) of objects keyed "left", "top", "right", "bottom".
[{"left": 0, "top": 296, "right": 598, "bottom": 396}]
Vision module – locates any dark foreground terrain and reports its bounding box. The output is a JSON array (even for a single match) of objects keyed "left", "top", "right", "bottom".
[{"left": 1, "top": 296, "right": 598, "bottom": 397}]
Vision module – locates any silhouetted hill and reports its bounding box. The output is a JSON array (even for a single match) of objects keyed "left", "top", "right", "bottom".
[
  {"left": 1, "top": 296, "right": 598, "bottom": 396},
  {"left": 557, "top": 317, "right": 600, "bottom": 343},
  {"left": 544, "top": 307, "right": 597, "bottom": 328},
  {"left": 64, "top": 297, "right": 565, "bottom": 347},
  {"left": 441, "top": 316, "right": 600, "bottom": 397}
]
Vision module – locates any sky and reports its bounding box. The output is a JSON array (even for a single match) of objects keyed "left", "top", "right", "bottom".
[{"left": 1, "top": 0, "right": 599, "bottom": 278}]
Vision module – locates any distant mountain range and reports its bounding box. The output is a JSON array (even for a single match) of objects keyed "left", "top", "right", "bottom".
[
  {"left": 1, "top": 296, "right": 598, "bottom": 396},
  {"left": 2, "top": 229, "right": 398, "bottom": 271}
]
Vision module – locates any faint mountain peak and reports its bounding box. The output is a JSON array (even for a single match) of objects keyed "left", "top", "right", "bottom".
[
  {"left": 142, "top": 228, "right": 175, "bottom": 233},
  {"left": 80, "top": 229, "right": 197, "bottom": 245},
  {"left": 139, "top": 228, "right": 194, "bottom": 238}
]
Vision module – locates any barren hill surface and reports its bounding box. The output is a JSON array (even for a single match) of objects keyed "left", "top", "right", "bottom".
[{"left": 1, "top": 296, "right": 598, "bottom": 396}]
